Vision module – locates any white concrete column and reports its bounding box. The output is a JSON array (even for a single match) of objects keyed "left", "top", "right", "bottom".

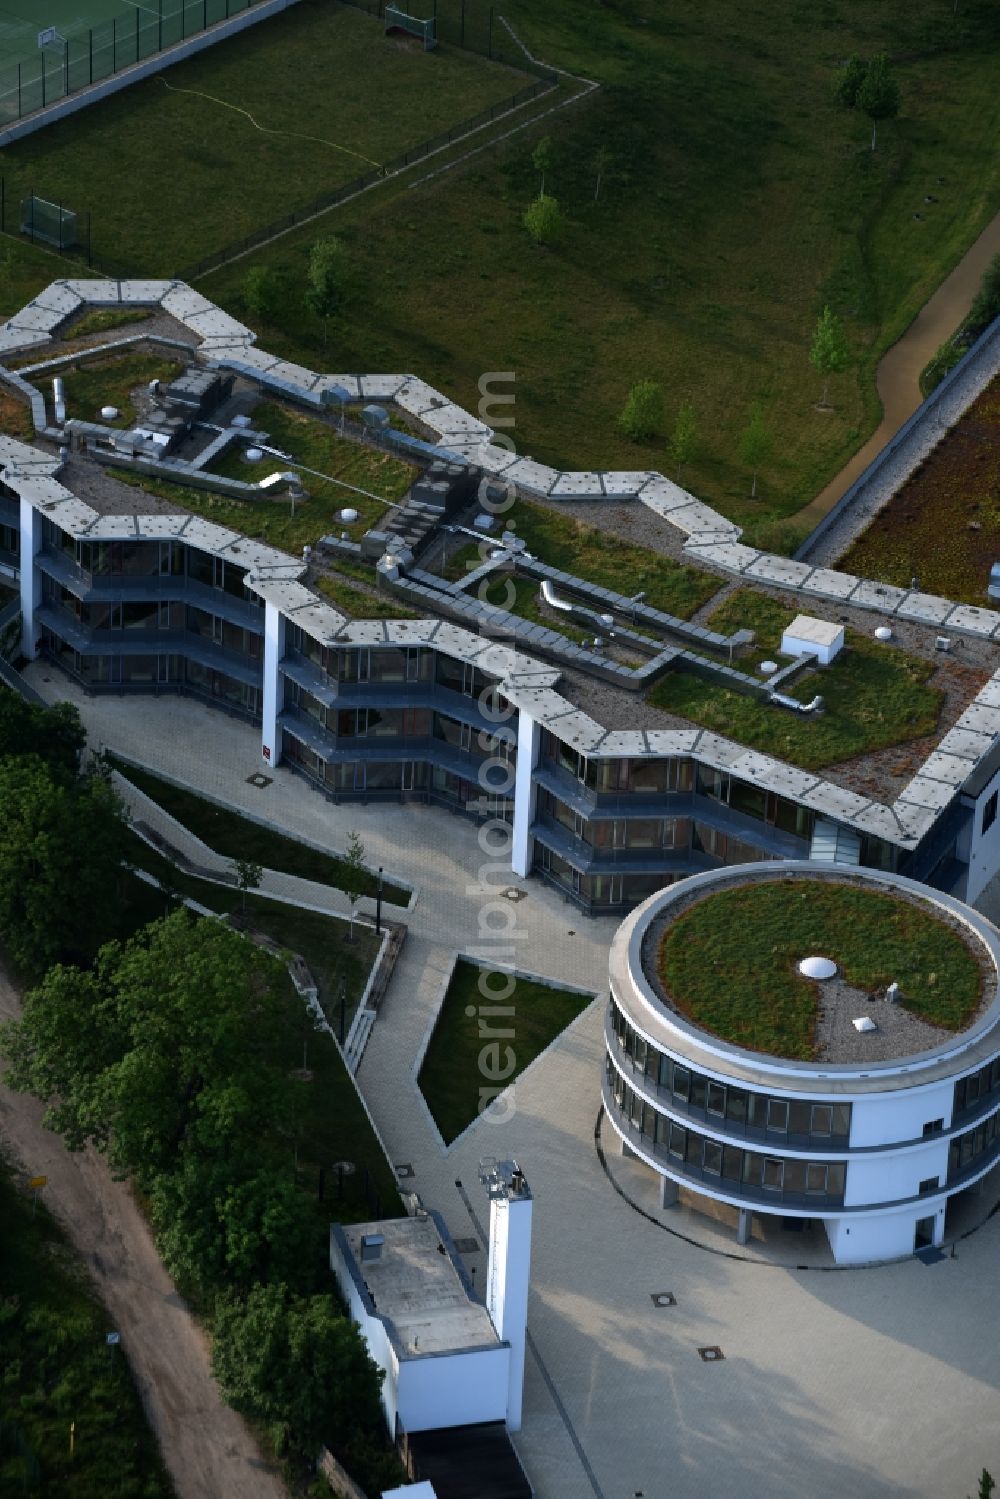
[
  {"left": 18, "top": 494, "right": 43, "bottom": 661},
  {"left": 260, "top": 599, "right": 285, "bottom": 767},
  {"left": 660, "top": 1175, "right": 678, "bottom": 1208},
  {"left": 736, "top": 1209, "right": 751, "bottom": 1245},
  {"left": 511, "top": 710, "right": 540, "bottom": 878},
  {"left": 486, "top": 1172, "right": 533, "bottom": 1433}
]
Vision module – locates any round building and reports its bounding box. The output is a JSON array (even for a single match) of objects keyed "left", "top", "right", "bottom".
[{"left": 604, "top": 862, "right": 1000, "bottom": 1264}]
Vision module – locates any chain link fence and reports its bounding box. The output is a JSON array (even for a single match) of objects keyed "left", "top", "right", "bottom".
[{"left": 0, "top": 0, "right": 278, "bottom": 129}]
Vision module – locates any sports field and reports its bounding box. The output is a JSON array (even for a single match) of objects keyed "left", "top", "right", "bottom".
[
  {"left": 0, "top": 0, "right": 137, "bottom": 66},
  {"left": 0, "top": 1, "right": 526, "bottom": 272}
]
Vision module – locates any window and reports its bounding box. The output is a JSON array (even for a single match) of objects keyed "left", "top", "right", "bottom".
[
  {"left": 983, "top": 791, "right": 998, "bottom": 834},
  {"left": 706, "top": 1082, "right": 726, "bottom": 1118},
  {"left": 805, "top": 1163, "right": 829, "bottom": 1195},
  {"left": 766, "top": 1099, "right": 789, "bottom": 1133},
  {"left": 919, "top": 1177, "right": 940, "bottom": 1196},
  {"left": 922, "top": 1119, "right": 944, "bottom": 1138},
  {"left": 762, "top": 1158, "right": 784, "bottom": 1192},
  {"left": 810, "top": 1105, "right": 833, "bottom": 1137},
  {"left": 702, "top": 1141, "right": 723, "bottom": 1176},
  {"left": 672, "top": 1066, "right": 690, "bottom": 1103}
]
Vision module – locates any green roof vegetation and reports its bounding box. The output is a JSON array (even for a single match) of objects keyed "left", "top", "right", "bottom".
[
  {"left": 210, "top": 398, "right": 415, "bottom": 516},
  {"left": 658, "top": 878, "right": 983, "bottom": 1059},
  {"left": 0, "top": 383, "right": 33, "bottom": 440},
  {"left": 60, "top": 352, "right": 185, "bottom": 428},
  {"left": 0, "top": 1154, "right": 173, "bottom": 1498},
  {"left": 62, "top": 307, "right": 151, "bottom": 341},
  {"left": 418, "top": 959, "right": 593, "bottom": 1144},
  {"left": 649, "top": 589, "right": 943, "bottom": 769},
  {"left": 314, "top": 571, "right": 418, "bottom": 620},
  {"left": 842, "top": 376, "right": 1000, "bottom": 606},
  {"left": 446, "top": 494, "right": 720, "bottom": 619}
]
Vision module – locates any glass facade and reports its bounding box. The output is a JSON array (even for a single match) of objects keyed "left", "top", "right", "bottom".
[
  {"left": 953, "top": 1056, "right": 1000, "bottom": 1125},
  {"left": 608, "top": 999, "right": 852, "bottom": 1147},
  {"left": 947, "top": 1106, "right": 1000, "bottom": 1184},
  {"left": 605, "top": 1059, "right": 847, "bottom": 1208}
]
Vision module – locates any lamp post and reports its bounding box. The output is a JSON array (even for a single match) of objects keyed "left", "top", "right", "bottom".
[{"left": 376, "top": 866, "right": 384, "bottom": 934}]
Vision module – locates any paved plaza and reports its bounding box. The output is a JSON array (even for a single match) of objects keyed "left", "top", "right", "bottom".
[{"left": 25, "top": 666, "right": 1000, "bottom": 1499}]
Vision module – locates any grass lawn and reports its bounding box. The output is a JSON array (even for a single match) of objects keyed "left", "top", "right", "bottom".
[
  {"left": 841, "top": 376, "right": 1000, "bottom": 605},
  {"left": 417, "top": 959, "right": 594, "bottom": 1144},
  {"left": 649, "top": 589, "right": 943, "bottom": 769},
  {"left": 110, "top": 753, "right": 409, "bottom": 904},
  {"left": 0, "top": 1154, "right": 173, "bottom": 1499},
  {"left": 315, "top": 571, "right": 419, "bottom": 621},
  {"left": 195, "top": 0, "right": 1000, "bottom": 551},
  {"left": 446, "top": 496, "right": 720, "bottom": 619},
  {"left": 60, "top": 352, "right": 185, "bottom": 428},
  {"left": 0, "top": 2, "right": 525, "bottom": 276},
  {"left": 125, "top": 833, "right": 379, "bottom": 1032},
  {"left": 659, "top": 877, "right": 983, "bottom": 1058},
  {"left": 210, "top": 399, "right": 415, "bottom": 521}
]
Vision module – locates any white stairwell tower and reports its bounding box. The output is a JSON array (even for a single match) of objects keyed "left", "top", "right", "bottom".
[{"left": 479, "top": 1158, "right": 533, "bottom": 1433}]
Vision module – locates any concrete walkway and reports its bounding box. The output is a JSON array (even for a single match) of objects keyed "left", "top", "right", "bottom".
[{"left": 22, "top": 667, "right": 1000, "bottom": 1499}]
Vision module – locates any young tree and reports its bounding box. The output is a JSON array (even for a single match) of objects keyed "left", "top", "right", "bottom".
[
  {"left": 857, "top": 53, "right": 899, "bottom": 151},
  {"left": 232, "top": 857, "right": 263, "bottom": 914},
  {"left": 737, "top": 401, "right": 773, "bottom": 498},
  {"left": 834, "top": 54, "right": 866, "bottom": 109},
  {"left": 669, "top": 401, "right": 698, "bottom": 482},
  {"left": 810, "top": 305, "right": 850, "bottom": 407},
  {"left": 592, "top": 145, "right": 614, "bottom": 203},
  {"left": 305, "top": 237, "right": 348, "bottom": 348},
  {"left": 618, "top": 380, "right": 664, "bottom": 442},
  {"left": 0, "top": 755, "right": 129, "bottom": 973},
  {"left": 340, "top": 830, "right": 368, "bottom": 943},
  {"left": 523, "top": 195, "right": 565, "bottom": 247},
  {"left": 241, "top": 265, "right": 283, "bottom": 326},
  {"left": 969, "top": 1473, "right": 996, "bottom": 1499},
  {"left": 531, "top": 135, "right": 554, "bottom": 198}
]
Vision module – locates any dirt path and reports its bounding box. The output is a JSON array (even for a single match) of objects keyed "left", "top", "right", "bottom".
[
  {"left": 791, "top": 207, "right": 1000, "bottom": 532},
  {"left": 0, "top": 967, "right": 289, "bottom": 1499}
]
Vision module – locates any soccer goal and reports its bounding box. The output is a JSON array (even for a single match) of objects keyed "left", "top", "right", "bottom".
[
  {"left": 20, "top": 195, "right": 78, "bottom": 250},
  {"left": 384, "top": 5, "right": 437, "bottom": 50}
]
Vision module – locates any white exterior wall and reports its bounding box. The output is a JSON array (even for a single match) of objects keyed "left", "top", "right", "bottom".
[
  {"left": 964, "top": 767, "right": 1000, "bottom": 906},
  {"left": 849, "top": 1078, "right": 955, "bottom": 1148},
  {"left": 511, "top": 711, "right": 540, "bottom": 879},
  {"left": 18, "top": 496, "right": 43, "bottom": 660},
  {"left": 329, "top": 1233, "right": 401, "bottom": 1435},
  {"left": 260, "top": 600, "right": 285, "bottom": 767},
  {"left": 843, "top": 1139, "right": 949, "bottom": 1208},
  {"left": 486, "top": 1190, "right": 533, "bottom": 1431},
  {"left": 825, "top": 1201, "right": 945, "bottom": 1264},
  {"left": 395, "top": 1346, "right": 510, "bottom": 1433}
]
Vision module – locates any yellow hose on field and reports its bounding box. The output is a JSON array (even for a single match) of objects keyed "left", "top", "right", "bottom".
[{"left": 156, "top": 76, "right": 382, "bottom": 167}]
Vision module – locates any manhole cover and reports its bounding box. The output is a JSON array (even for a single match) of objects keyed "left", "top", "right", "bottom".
[
  {"left": 651, "top": 1292, "right": 676, "bottom": 1308},
  {"left": 246, "top": 772, "right": 272, "bottom": 788},
  {"left": 453, "top": 1237, "right": 480, "bottom": 1255},
  {"left": 698, "top": 1346, "right": 724, "bottom": 1362},
  {"left": 395, "top": 1163, "right": 414, "bottom": 1179}
]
